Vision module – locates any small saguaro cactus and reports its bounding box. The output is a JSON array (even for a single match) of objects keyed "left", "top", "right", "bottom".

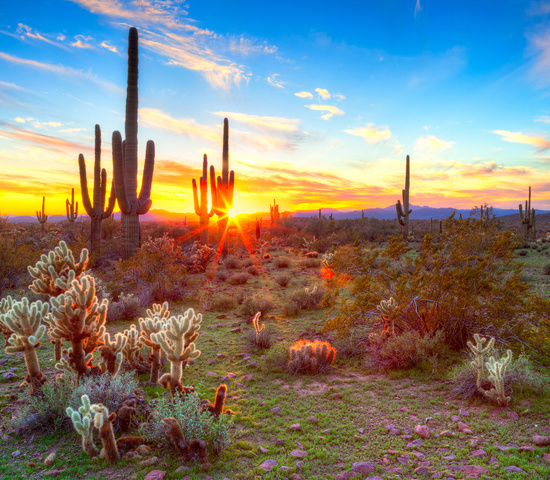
[
  {"left": 395, "top": 154, "right": 412, "bottom": 241},
  {"left": 210, "top": 118, "right": 235, "bottom": 257},
  {"left": 36, "top": 196, "right": 48, "bottom": 233},
  {"left": 270, "top": 199, "right": 279, "bottom": 225},
  {"left": 151, "top": 308, "right": 202, "bottom": 396},
  {"left": 519, "top": 186, "right": 536, "bottom": 239},
  {"left": 192, "top": 154, "right": 215, "bottom": 245},
  {"left": 99, "top": 332, "right": 127, "bottom": 375},
  {"left": 112, "top": 27, "right": 155, "bottom": 260},
  {"left": 139, "top": 302, "right": 170, "bottom": 384},
  {"left": 90, "top": 403, "right": 120, "bottom": 463},
  {"left": 79, "top": 124, "right": 116, "bottom": 254},
  {"left": 66, "top": 188, "right": 78, "bottom": 223},
  {"left": 288, "top": 339, "right": 336, "bottom": 374},
  {"left": 66, "top": 394, "right": 100, "bottom": 457},
  {"left": 0, "top": 298, "right": 49, "bottom": 395}
]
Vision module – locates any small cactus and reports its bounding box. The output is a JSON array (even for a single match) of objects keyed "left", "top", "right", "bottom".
[
  {"left": 139, "top": 302, "right": 170, "bottom": 384},
  {"left": 66, "top": 188, "right": 78, "bottom": 223},
  {"left": 67, "top": 394, "right": 100, "bottom": 457},
  {"left": 90, "top": 403, "right": 119, "bottom": 463},
  {"left": 99, "top": 332, "right": 127, "bottom": 375},
  {"left": 288, "top": 339, "right": 336, "bottom": 374},
  {"left": 36, "top": 196, "right": 48, "bottom": 233}
]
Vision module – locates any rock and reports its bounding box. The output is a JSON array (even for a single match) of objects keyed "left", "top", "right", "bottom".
[
  {"left": 322, "top": 429, "right": 331, "bottom": 434},
  {"left": 350, "top": 462, "right": 375, "bottom": 474},
  {"left": 290, "top": 450, "right": 307, "bottom": 458},
  {"left": 400, "top": 406, "right": 409, "bottom": 412},
  {"left": 411, "top": 451, "right": 425, "bottom": 460},
  {"left": 258, "top": 459, "right": 278, "bottom": 471},
  {"left": 227, "top": 373, "right": 237, "bottom": 378},
  {"left": 458, "top": 408, "right": 470, "bottom": 416},
  {"left": 12, "top": 450, "right": 21, "bottom": 457},
  {"left": 174, "top": 466, "right": 190, "bottom": 473},
  {"left": 280, "top": 466, "right": 291, "bottom": 471},
  {"left": 44, "top": 452, "right": 56, "bottom": 465},
  {"left": 542, "top": 453, "right": 550, "bottom": 462},
  {"left": 330, "top": 392, "right": 343, "bottom": 400},
  {"left": 415, "top": 425, "right": 430, "bottom": 438},
  {"left": 135, "top": 445, "right": 151, "bottom": 455},
  {"left": 504, "top": 466, "right": 527, "bottom": 474},
  {"left": 308, "top": 416, "right": 318, "bottom": 423},
  {"left": 397, "top": 454, "right": 410, "bottom": 464},
  {"left": 2, "top": 372, "right": 17, "bottom": 380},
  {"left": 365, "top": 477, "right": 384, "bottom": 480},
  {"left": 139, "top": 456, "right": 158, "bottom": 467},
  {"left": 519, "top": 446, "right": 535, "bottom": 451},
  {"left": 216, "top": 314, "right": 227, "bottom": 319},
  {"left": 270, "top": 407, "right": 282, "bottom": 414},
  {"left": 506, "top": 411, "right": 519, "bottom": 420},
  {"left": 245, "top": 361, "right": 259, "bottom": 367},
  {"left": 242, "top": 375, "right": 255, "bottom": 382},
  {"left": 44, "top": 469, "right": 64, "bottom": 477},
  {"left": 450, "top": 415, "right": 462, "bottom": 422},
  {"left": 206, "top": 371, "right": 217, "bottom": 376},
  {"left": 439, "top": 430, "right": 452, "bottom": 437},
  {"left": 457, "top": 421, "right": 469, "bottom": 432},
  {"left": 231, "top": 327, "right": 241, "bottom": 333},
  {"left": 414, "top": 466, "right": 429, "bottom": 476},
  {"left": 534, "top": 435, "right": 550, "bottom": 446},
  {"left": 406, "top": 439, "right": 423, "bottom": 448},
  {"left": 449, "top": 465, "right": 489, "bottom": 475},
  {"left": 143, "top": 471, "right": 167, "bottom": 480},
  {"left": 488, "top": 456, "right": 499, "bottom": 464},
  {"left": 388, "top": 428, "right": 401, "bottom": 435},
  {"left": 443, "top": 454, "right": 456, "bottom": 461},
  {"left": 289, "top": 423, "right": 302, "bottom": 431},
  {"left": 470, "top": 449, "right": 487, "bottom": 457},
  {"left": 259, "top": 446, "right": 268, "bottom": 454},
  {"left": 295, "top": 441, "right": 305, "bottom": 449},
  {"left": 275, "top": 438, "right": 286, "bottom": 445}
]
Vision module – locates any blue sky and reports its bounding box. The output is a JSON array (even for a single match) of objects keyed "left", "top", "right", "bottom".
[{"left": 1, "top": 0, "right": 550, "bottom": 215}]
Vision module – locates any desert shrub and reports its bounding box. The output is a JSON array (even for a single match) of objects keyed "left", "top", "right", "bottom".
[
  {"left": 245, "top": 314, "right": 274, "bottom": 350},
  {"left": 228, "top": 272, "right": 250, "bottom": 285},
  {"left": 224, "top": 256, "right": 241, "bottom": 269},
  {"left": 288, "top": 286, "right": 325, "bottom": 310},
  {"left": 246, "top": 265, "right": 259, "bottom": 276},
  {"left": 110, "top": 234, "right": 191, "bottom": 305},
  {"left": 517, "top": 249, "right": 528, "bottom": 256},
  {"left": 281, "top": 300, "right": 301, "bottom": 317},
  {"left": 366, "top": 330, "right": 447, "bottom": 370},
  {"left": 242, "top": 258, "right": 254, "bottom": 268},
  {"left": 106, "top": 292, "right": 142, "bottom": 322},
  {"left": 264, "top": 344, "right": 290, "bottom": 372},
  {"left": 0, "top": 236, "right": 37, "bottom": 295},
  {"left": 210, "top": 294, "right": 236, "bottom": 312},
  {"left": 287, "top": 340, "right": 336, "bottom": 374},
  {"left": 190, "top": 241, "right": 215, "bottom": 273},
  {"left": 332, "top": 329, "right": 369, "bottom": 359},
  {"left": 304, "top": 258, "right": 320, "bottom": 268},
  {"left": 274, "top": 256, "right": 292, "bottom": 268},
  {"left": 215, "top": 269, "right": 228, "bottom": 282},
  {"left": 276, "top": 273, "right": 292, "bottom": 287},
  {"left": 140, "top": 392, "right": 232, "bottom": 455},
  {"left": 542, "top": 262, "right": 550, "bottom": 275},
  {"left": 326, "top": 216, "right": 550, "bottom": 351},
  {"left": 241, "top": 292, "right": 276, "bottom": 316}
]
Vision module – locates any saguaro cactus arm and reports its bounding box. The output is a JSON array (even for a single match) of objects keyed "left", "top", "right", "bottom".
[
  {"left": 36, "top": 196, "right": 48, "bottom": 224},
  {"left": 66, "top": 188, "right": 78, "bottom": 223}
]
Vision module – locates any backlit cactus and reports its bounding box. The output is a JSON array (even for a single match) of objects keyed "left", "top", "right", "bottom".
[
  {"left": 66, "top": 394, "right": 100, "bottom": 457},
  {"left": 99, "top": 332, "right": 127, "bottom": 375},
  {"left": 377, "top": 296, "right": 398, "bottom": 336},
  {"left": 0, "top": 297, "right": 49, "bottom": 395},
  {"left": 36, "top": 196, "right": 48, "bottom": 234},
  {"left": 112, "top": 27, "right": 155, "bottom": 259},
  {"left": 288, "top": 339, "right": 336, "bottom": 374},
  {"left": 79, "top": 124, "right": 116, "bottom": 253},
  {"left": 66, "top": 188, "right": 78, "bottom": 223},
  {"left": 0, "top": 296, "right": 14, "bottom": 345},
  {"left": 192, "top": 154, "right": 215, "bottom": 244},
  {"left": 270, "top": 199, "right": 279, "bottom": 224},
  {"left": 121, "top": 324, "right": 148, "bottom": 372},
  {"left": 395, "top": 155, "right": 412, "bottom": 241},
  {"left": 90, "top": 403, "right": 120, "bottom": 463},
  {"left": 139, "top": 302, "right": 170, "bottom": 384}
]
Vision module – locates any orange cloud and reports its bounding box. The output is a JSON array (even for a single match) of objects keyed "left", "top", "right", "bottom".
[
  {"left": 304, "top": 104, "right": 344, "bottom": 120},
  {"left": 492, "top": 130, "right": 550, "bottom": 151},
  {"left": 343, "top": 123, "right": 391, "bottom": 144},
  {"left": 139, "top": 108, "right": 219, "bottom": 142},
  {"left": 100, "top": 41, "right": 118, "bottom": 53},
  {"left": 213, "top": 112, "right": 300, "bottom": 133}
]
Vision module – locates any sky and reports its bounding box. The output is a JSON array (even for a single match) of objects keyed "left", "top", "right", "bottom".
[{"left": 2, "top": 0, "right": 550, "bottom": 216}]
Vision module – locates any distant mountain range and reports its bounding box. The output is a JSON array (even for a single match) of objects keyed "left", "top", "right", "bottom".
[{"left": 5, "top": 205, "right": 548, "bottom": 223}]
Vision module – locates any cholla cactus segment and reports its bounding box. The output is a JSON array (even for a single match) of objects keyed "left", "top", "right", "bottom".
[
  {"left": 252, "top": 312, "right": 264, "bottom": 343},
  {"left": 99, "top": 332, "right": 127, "bottom": 375},
  {"left": 90, "top": 403, "right": 119, "bottom": 463},
  {"left": 139, "top": 304, "right": 169, "bottom": 383},
  {"left": 376, "top": 297, "right": 398, "bottom": 317},
  {"left": 321, "top": 252, "right": 334, "bottom": 270},
  {"left": 288, "top": 340, "right": 336, "bottom": 374},
  {"left": 0, "top": 296, "right": 15, "bottom": 343},
  {"left": 27, "top": 241, "right": 89, "bottom": 296},
  {"left": 146, "top": 301, "right": 170, "bottom": 320},
  {"left": 121, "top": 324, "right": 147, "bottom": 371},
  {"left": 66, "top": 394, "right": 99, "bottom": 457},
  {"left": 483, "top": 350, "right": 513, "bottom": 407}
]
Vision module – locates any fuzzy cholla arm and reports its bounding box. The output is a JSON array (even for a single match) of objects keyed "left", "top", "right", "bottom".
[
  {"left": 0, "top": 296, "right": 15, "bottom": 341},
  {"left": 483, "top": 350, "right": 513, "bottom": 407},
  {"left": 121, "top": 324, "right": 148, "bottom": 372},
  {"left": 0, "top": 298, "right": 49, "bottom": 394},
  {"left": 139, "top": 302, "right": 169, "bottom": 384},
  {"left": 99, "top": 332, "right": 127, "bottom": 375},
  {"left": 47, "top": 274, "right": 107, "bottom": 377},
  {"left": 151, "top": 308, "right": 202, "bottom": 395},
  {"left": 90, "top": 403, "right": 120, "bottom": 463},
  {"left": 66, "top": 394, "right": 100, "bottom": 457},
  {"left": 28, "top": 241, "right": 89, "bottom": 297}
]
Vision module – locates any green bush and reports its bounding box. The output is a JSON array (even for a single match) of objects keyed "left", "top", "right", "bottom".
[
  {"left": 276, "top": 273, "right": 292, "bottom": 287},
  {"left": 241, "top": 292, "right": 276, "bottom": 316},
  {"left": 542, "top": 262, "right": 550, "bottom": 275},
  {"left": 264, "top": 344, "right": 290, "bottom": 373},
  {"left": 210, "top": 294, "right": 236, "bottom": 312},
  {"left": 224, "top": 256, "right": 241, "bottom": 269},
  {"left": 246, "top": 265, "right": 259, "bottom": 276},
  {"left": 274, "top": 256, "right": 292, "bottom": 268}
]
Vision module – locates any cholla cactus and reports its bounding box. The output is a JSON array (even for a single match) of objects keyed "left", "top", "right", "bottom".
[
  {"left": 47, "top": 274, "right": 107, "bottom": 377},
  {"left": 321, "top": 252, "right": 334, "bottom": 270},
  {"left": 288, "top": 340, "right": 336, "bottom": 374},
  {"left": 90, "top": 403, "right": 119, "bottom": 463},
  {"left": 139, "top": 302, "right": 170, "bottom": 384},
  {"left": 99, "top": 332, "right": 127, "bottom": 375},
  {"left": 121, "top": 324, "right": 148, "bottom": 372},
  {"left": 66, "top": 394, "right": 100, "bottom": 457},
  {"left": 376, "top": 297, "right": 398, "bottom": 336},
  {"left": 151, "top": 308, "right": 202, "bottom": 395},
  {"left": 0, "top": 296, "right": 14, "bottom": 344},
  {"left": 252, "top": 312, "right": 264, "bottom": 344},
  {"left": 0, "top": 298, "right": 49, "bottom": 395}
]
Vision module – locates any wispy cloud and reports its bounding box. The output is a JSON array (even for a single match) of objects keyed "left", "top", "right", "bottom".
[
  {"left": 315, "top": 88, "right": 331, "bottom": 100},
  {"left": 492, "top": 129, "right": 550, "bottom": 152},
  {"left": 535, "top": 115, "right": 550, "bottom": 123},
  {"left": 15, "top": 23, "right": 67, "bottom": 49},
  {"left": 139, "top": 108, "right": 219, "bottom": 142},
  {"left": 334, "top": 93, "right": 346, "bottom": 101},
  {"left": 414, "top": 135, "right": 454, "bottom": 153},
  {"left": 295, "top": 91, "right": 313, "bottom": 99},
  {"left": 214, "top": 112, "right": 300, "bottom": 133},
  {"left": 343, "top": 123, "right": 391, "bottom": 144},
  {"left": 267, "top": 74, "right": 284, "bottom": 88},
  {"left": 0, "top": 52, "right": 122, "bottom": 93},
  {"left": 71, "top": 34, "right": 94, "bottom": 49},
  {"left": 414, "top": 0, "right": 422, "bottom": 18},
  {"left": 100, "top": 40, "right": 118, "bottom": 53},
  {"left": 305, "top": 104, "right": 344, "bottom": 120},
  {"left": 227, "top": 35, "right": 278, "bottom": 55}
]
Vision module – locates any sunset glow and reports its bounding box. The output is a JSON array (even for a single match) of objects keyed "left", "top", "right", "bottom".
[{"left": 2, "top": 1, "right": 550, "bottom": 216}]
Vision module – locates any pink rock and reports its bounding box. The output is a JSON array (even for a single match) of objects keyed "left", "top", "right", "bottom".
[
  {"left": 450, "top": 465, "right": 489, "bottom": 476},
  {"left": 289, "top": 423, "right": 302, "bottom": 431},
  {"left": 258, "top": 459, "right": 278, "bottom": 471},
  {"left": 457, "top": 421, "right": 469, "bottom": 432},
  {"left": 143, "top": 471, "right": 167, "bottom": 480},
  {"left": 350, "top": 462, "right": 375, "bottom": 473},
  {"left": 534, "top": 435, "right": 550, "bottom": 446},
  {"left": 471, "top": 449, "right": 487, "bottom": 457},
  {"left": 290, "top": 450, "right": 307, "bottom": 458},
  {"left": 415, "top": 425, "right": 431, "bottom": 438}
]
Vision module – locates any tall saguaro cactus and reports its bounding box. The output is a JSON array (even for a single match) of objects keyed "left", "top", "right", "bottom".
[
  {"left": 211, "top": 118, "right": 235, "bottom": 257},
  {"left": 192, "top": 154, "right": 215, "bottom": 244},
  {"left": 112, "top": 27, "right": 155, "bottom": 260},
  {"left": 519, "top": 186, "right": 536, "bottom": 240},
  {"left": 66, "top": 188, "right": 78, "bottom": 223},
  {"left": 395, "top": 155, "right": 412, "bottom": 241},
  {"left": 79, "top": 125, "right": 116, "bottom": 254},
  {"left": 36, "top": 196, "right": 48, "bottom": 234},
  {"left": 270, "top": 199, "right": 279, "bottom": 225}
]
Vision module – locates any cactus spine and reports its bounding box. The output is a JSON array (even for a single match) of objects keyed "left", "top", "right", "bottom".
[
  {"left": 192, "top": 154, "right": 215, "bottom": 244},
  {"left": 0, "top": 298, "right": 49, "bottom": 395},
  {"left": 36, "top": 196, "right": 48, "bottom": 233},
  {"left": 67, "top": 394, "right": 100, "bottom": 457},
  {"left": 270, "top": 199, "right": 279, "bottom": 224},
  {"left": 519, "top": 186, "right": 536, "bottom": 239},
  {"left": 79, "top": 125, "right": 116, "bottom": 254},
  {"left": 396, "top": 155, "right": 412, "bottom": 241},
  {"left": 112, "top": 27, "right": 155, "bottom": 260},
  {"left": 66, "top": 188, "right": 78, "bottom": 223},
  {"left": 211, "top": 118, "right": 235, "bottom": 257}
]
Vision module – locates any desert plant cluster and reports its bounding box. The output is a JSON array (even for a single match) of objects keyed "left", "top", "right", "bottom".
[{"left": 1, "top": 25, "right": 550, "bottom": 480}]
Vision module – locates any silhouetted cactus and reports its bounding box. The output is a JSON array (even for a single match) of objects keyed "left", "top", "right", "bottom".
[
  {"left": 519, "top": 186, "right": 536, "bottom": 240},
  {"left": 396, "top": 155, "right": 412, "bottom": 241},
  {"left": 112, "top": 27, "right": 155, "bottom": 259},
  {"left": 79, "top": 125, "right": 116, "bottom": 254},
  {"left": 270, "top": 199, "right": 279, "bottom": 224},
  {"left": 36, "top": 196, "right": 47, "bottom": 234},
  {"left": 66, "top": 188, "right": 78, "bottom": 223},
  {"left": 192, "top": 154, "right": 215, "bottom": 244}
]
